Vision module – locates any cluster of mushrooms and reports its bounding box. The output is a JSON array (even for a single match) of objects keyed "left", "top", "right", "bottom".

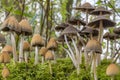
[
  {"left": 55, "top": 2, "right": 120, "bottom": 80},
  {"left": 0, "top": 16, "right": 57, "bottom": 78}
]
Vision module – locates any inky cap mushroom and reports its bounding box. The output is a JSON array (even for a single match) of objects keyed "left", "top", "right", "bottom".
[
  {"left": 23, "top": 41, "right": 30, "bottom": 51},
  {"left": 39, "top": 47, "right": 48, "bottom": 56},
  {"left": 2, "top": 66, "right": 10, "bottom": 78},
  {"left": 1, "top": 45, "right": 13, "bottom": 54},
  {"left": 45, "top": 50, "right": 54, "bottom": 60},
  {"left": 0, "top": 52, "right": 10, "bottom": 63},
  {"left": 47, "top": 38, "right": 57, "bottom": 50}
]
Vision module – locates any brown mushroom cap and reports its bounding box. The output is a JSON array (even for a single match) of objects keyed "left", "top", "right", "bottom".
[
  {"left": 61, "top": 25, "right": 79, "bottom": 36},
  {"left": 113, "top": 27, "right": 120, "bottom": 34},
  {"left": 73, "top": 2, "right": 95, "bottom": 13},
  {"left": 68, "top": 17, "right": 86, "bottom": 26},
  {"left": 109, "top": 33, "right": 120, "bottom": 40},
  {"left": 39, "top": 47, "right": 48, "bottom": 56},
  {"left": 0, "top": 33, "right": 6, "bottom": 43},
  {"left": 19, "top": 19, "right": 32, "bottom": 36},
  {"left": 57, "top": 35, "right": 72, "bottom": 43},
  {"left": 1, "top": 45, "right": 13, "bottom": 54},
  {"left": 45, "top": 50, "right": 54, "bottom": 60},
  {"left": 47, "top": 38, "right": 57, "bottom": 50},
  {"left": 2, "top": 66, "right": 10, "bottom": 78},
  {"left": 31, "top": 34, "right": 44, "bottom": 47},
  {"left": 106, "top": 63, "right": 119, "bottom": 76},
  {"left": 90, "top": 6, "right": 112, "bottom": 15},
  {"left": 55, "top": 23, "right": 70, "bottom": 31},
  {"left": 103, "top": 32, "right": 110, "bottom": 39},
  {"left": 23, "top": 41, "right": 30, "bottom": 51},
  {"left": 1, "top": 16, "right": 21, "bottom": 33},
  {"left": 87, "top": 15, "right": 116, "bottom": 29},
  {"left": 85, "top": 39, "right": 102, "bottom": 54},
  {"left": 0, "top": 52, "right": 10, "bottom": 63}
]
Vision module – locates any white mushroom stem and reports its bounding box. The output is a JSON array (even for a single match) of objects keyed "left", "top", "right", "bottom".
[
  {"left": 24, "top": 51, "right": 28, "bottom": 63},
  {"left": 104, "top": 38, "right": 109, "bottom": 59},
  {"left": 19, "top": 35, "right": 24, "bottom": 63},
  {"left": 11, "top": 32, "right": 17, "bottom": 62},
  {"left": 64, "top": 35, "right": 77, "bottom": 66},
  {"left": 35, "top": 46, "right": 39, "bottom": 65},
  {"left": 52, "top": 50, "right": 56, "bottom": 63},
  {"left": 41, "top": 56, "right": 44, "bottom": 64},
  {"left": 93, "top": 53, "right": 97, "bottom": 80},
  {"left": 49, "top": 60, "right": 52, "bottom": 74}
]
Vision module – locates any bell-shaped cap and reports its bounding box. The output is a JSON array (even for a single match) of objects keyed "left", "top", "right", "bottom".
[
  {"left": 1, "top": 16, "right": 21, "bottom": 33},
  {"left": 106, "top": 63, "right": 119, "bottom": 76},
  {"left": 113, "top": 27, "right": 120, "bottom": 34},
  {"left": 0, "top": 52, "right": 10, "bottom": 63},
  {"left": 23, "top": 41, "right": 30, "bottom": 51},
  {"left": 85, "top": 39, "right": 102, "bottom": 54},
  {"left": 73, "top": 2, "right": 95, "bottom": 13},
  {"left": 31, "top": 34, "right": 44, "bottom": 47},
  {"left": 39, "top": 47, "right": 48, "bottom": 56},
  {"left": 90, "top": 6, "right": 112, "bottom": 15},
  {"left": 55, "top": 23, "right": 70, "bottom": 31},
  {"left": 19, "top": 19, "right": 32, "bottom": 36},
  {"left": 1, "top": 45, "right": 13, "bottom": 54},
  {"left": 0, "top": 33, "right": 6, "bottom": 43},
  {"left": 68, "top": 17, "right": 86, "bottom": 26},
  {"left": 47, "top": 38, "right": 57, "bottom": 50},
  {"left": 2, "top": 66, "right": 10, "bottom": 78},
  {"left": 87, "top": 15, "right": 116, "bottom": 28},
  {"left": 45, "top": 50, "right": 54, "bottom": 60}
]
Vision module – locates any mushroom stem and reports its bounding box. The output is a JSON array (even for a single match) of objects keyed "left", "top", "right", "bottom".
[
  {"left": 35, "top": 46, "right": 39, "bottom": 65},
  {"left": 41, "top": 56, "right": 44, "bottom": 64},
  {"left": 52, "top": 50, "right": 56, "bottom": 63},
  {"left": 48, "top": 60, "right": 52, "bottom": 74},
  {"left": 86, "top": 10, "right": 88, "bottom": 23},
  {"left": 24, "top": 52, "right": 28, "bottom": 63},
  {"left": 19, "top": 35, "right": 24, "bottom": 63},
  {"left": 105, "top": 38, "right": 109, "bottom": 59},
  {"left": 11, "top": 32, "right": 17, "bottom": 62}
]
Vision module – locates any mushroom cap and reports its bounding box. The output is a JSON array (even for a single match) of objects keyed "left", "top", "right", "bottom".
[
  {"left": 85, "top": 39, "right": 102, "bottom": 54},
  {"left": 2, "top": 66, "right": 10, "bottom": 78},
  {"left": 103, "top": 32, "right": 110, "bottom": 39},
  {"left": 0, "top": 52, "right": 10, "bottom": 63},
  {"left": 106, "top": 63, "right": 119, "bottom": 76},
  {"left": 39, "top": 47, "right": 48, "bottom": 56},
  {"left": 47, "top": 38, "right": 57, "bottom": 50},
  {"left": 45, "top": 50, "right": 54, "bottom": 60},
  {"left": 109, "top": 33, "right": 120, "bottom": 40},
  {"left": 87, "top": 15, "right": 116, "bottom": 28},
  {"left": 0, "top": 33, "right": 6, "bottom": 43},
  {"left": 61, "top": 25, "right": 79, "bottom": 36},
  {"left": 1, "top": 45, "right": 13, "bottom": 54},
  {"left": 73, "top": 2, "right": 95, "bottom": 13},
  {"left": 68, "top": 17, "right": 86, "bottom": 26},
  {"left": 1, "top": 16, "right": 21, "bottom": 33},
  {"left": 19, "top": 19, "right": 32, "bottom": 36},
  {"left": 55, "top": 23, "right": 70, "bottom": 31},
  {"left": 90, "top": 6, "right": 112, "bottom": 15},
  {"left": 23, "top": 41, "right": 30, "bottom": 51},
  {"left": 57, "top": 35, "right": 72, "bottom": 43},
  {"left": 31, "top": 34, "right": 44, "bottom": 47},
  {"left": 113, "top": 27, "right": 120, "bottom": 34}
]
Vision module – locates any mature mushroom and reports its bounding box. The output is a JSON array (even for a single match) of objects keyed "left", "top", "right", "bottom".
[
  {"left": 0, "top": 52, "right": 11, "bottom": 65},
  {"left": 1, "top": 45, "right": 13, "bottom": 54},
  {"left": 39, "top": 47, "right": 48, "bottom": 64},
  {"left": 19, "top": 19, "right": 32, "bottom": 62},
  {"left": 1, "top": 16, "right": 21, "bottom": 62},
  {"left": 73, "top": 2, "right": 95, "bottom": 23},
  {"left": 31, "top": 34, "right": 44, "bottom": 64},
  {"left": 106, "top": 63, "right": 119, "bottom": 80},
  {"left": 45, "top": 50, "right": 54, "bottom": 74},
  {"left": 85, "top": 39, "right": 102, "bottom": 80},
  {"left": 90, "top": 6, "right": 112, "bottom": 15},
  {"left": 23, "top": 41, "right": 30, "bottom": 63},
  {"left": 2, "top": 66, "right": 10, "bottom": 79}
]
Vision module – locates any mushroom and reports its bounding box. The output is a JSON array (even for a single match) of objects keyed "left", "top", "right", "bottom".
[
  {"left": 90, "top": 6, "right": 112, "bottom": 16},
  {"left": 73, "top": 2, "right": 95, "bottom": 23},
  {"left": 23, "top": 41, "right": 30, "bottom": 63},
  {"left": 31, "top": 34, "right": 44, "bottom": 64},
  {"left": 45, "top": 50, "right": 54, "bottom": 74},
  {"left": 55, "top": 23, "right": 70, "bottom": 31},
  {"left": 106, "top": 63, "right": 119, "bottom": 80},
  {"left": 1, "top": 45, "right": 13, "bottom": 54},
  {"left": 85, "top": 39, "right": 102, "bottom": 80},
  {"left": 19, "top": 19, "right": 32, "bottom": 63},
  {"left": 113, "top": 27, "right": 120, "bottom": 35},
  {"left": 39, "top": 47, "right": 48, "bottom": 64},
  {"left": 0, "top": 52, "right": 11, "bottom": 65},
  {"left": 2, "top": 66, "right": 10, "bottom": 79},
  {"left": 1, "top": 16, "right": 21, "bottom": 62}
]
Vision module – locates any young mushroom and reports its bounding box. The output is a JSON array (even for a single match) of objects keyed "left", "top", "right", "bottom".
[
  {"left": 31, "top": 34, "right": 44, "bottom": 65},
  {"left": 39, "top": 47, "right": 48, "bottom": 64},
  {"left": 106, "top": 63, "right": 119, "bottom": 80},
  {"left": 2, "top": 66, "right": 10, "bottom": 79},
  {"left": 45, "top": 50, "right": 54, "bottom": 74}
]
